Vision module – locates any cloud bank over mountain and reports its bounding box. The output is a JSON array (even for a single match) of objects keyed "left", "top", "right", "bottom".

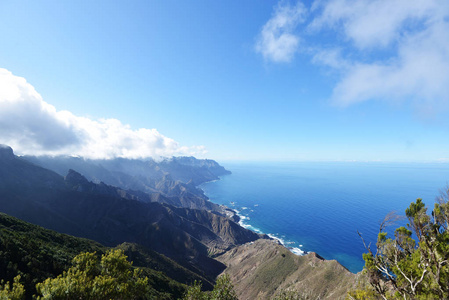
[
  {"left": 0, "top": 68, "right": 206, "bottom": 159},
  {"left": 256, "top": 0, "right": 449, "bottom": 112}
]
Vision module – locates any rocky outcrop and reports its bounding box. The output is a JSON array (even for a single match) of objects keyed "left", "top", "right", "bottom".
[
  {"left": 0, "top": 144, "right": 14, "bottom": 160},
  {"left": 170, "top": 206, "right": 266, "bottom": 256},
  {"left": 217, "top": 239, "right": 360, "bottom": 300}
]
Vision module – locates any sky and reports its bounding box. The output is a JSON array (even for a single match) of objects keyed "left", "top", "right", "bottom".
[{"left": 1, "top": 0, "right": 449, "bottom": 162}]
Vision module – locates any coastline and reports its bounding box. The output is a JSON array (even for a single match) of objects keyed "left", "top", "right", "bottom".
[
  {"left": 231, "top": 204, "right": 306, "bottom": 256},
  {"left": 200, "top": 175, "right": 308, "bottom": 257},
  {"left": 191, "top": 161, "right": 449, "bottom": 275}
]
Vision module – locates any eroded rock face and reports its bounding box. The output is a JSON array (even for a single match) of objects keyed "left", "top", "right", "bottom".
[{"left": 216, "top": 239, "right": 361, "bottom": 300}]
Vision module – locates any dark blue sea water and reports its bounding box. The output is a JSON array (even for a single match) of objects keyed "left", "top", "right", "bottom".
[{"left": 200, "top": 162, "right": 449, "bottom": 273}]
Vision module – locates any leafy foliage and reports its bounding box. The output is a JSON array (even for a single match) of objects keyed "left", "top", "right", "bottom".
[
  {"left": 0, "top": 275, "right": 25, "bottom": 300},
  {"left": 183, "top": 281, "right": 206, "bottom": 300},
  {"left": 183, "top": 274, "right": 238, "bottom": 300},
  {"left": 210, "top": 274, "right": 238, "bottom": 300},
  {"left": 36, "top": 249, "right": 150, "bottom": 299},
  {"left": 354, "top": 190, "right": 449, "bottom": 299}
]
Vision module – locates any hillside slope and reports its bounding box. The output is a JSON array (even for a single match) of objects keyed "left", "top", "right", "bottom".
[
  {"left": 0, "top": 212, "right": 191, "bottom": 299},
  {"left": 217, "top": 239, "right": 361, "bottom": 300}
]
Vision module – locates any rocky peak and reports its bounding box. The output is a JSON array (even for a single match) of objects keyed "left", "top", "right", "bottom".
[
  {"left": 0, "top": 145, "right": 14, "bottom": 160},
  {"left": 65, "top": 169, "right": 90, "bottom": 187}
]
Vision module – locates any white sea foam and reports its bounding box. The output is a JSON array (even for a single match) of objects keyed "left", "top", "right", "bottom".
[
  {"left": 267, "top": 233, "right": 305, "bottom": 256},
  {"left": 291, "top": 247, "right": 305, "bottom": 255},
  {"left": 200, "top": 181, "right": 306, "bottom": 257},
  {"left": 234, "top": 208, "right": 262, "bottom": 233},
  {"left": 239, "top": 222, "right": 251, "bottom": 229},
  {"left": 267, "top": 233, "right": 284, "bottom": 244},
  {"left": 238, "top": 220, "right": 262, "bottom": 233}
]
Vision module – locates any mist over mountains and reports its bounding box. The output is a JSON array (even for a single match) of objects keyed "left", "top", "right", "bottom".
[{"left": 24, "top": 154, "right": 231, "bottom": 212}]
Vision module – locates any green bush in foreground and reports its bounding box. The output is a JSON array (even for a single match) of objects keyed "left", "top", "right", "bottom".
[
  {"left": 36, "top": 249, "right": 149, "bottom": 300},
  {"left": 183, "top": 274, "right": 238, "bottom": 300},
  {"left": 0, "top": 275, "right": 25, "bottom": 300},
  {"left": 351, "top": 190, "right": 449, "bottom": 299}
]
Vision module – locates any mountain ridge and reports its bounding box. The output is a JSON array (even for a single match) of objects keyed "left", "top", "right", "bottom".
[
  {"left": 24, "top": 154, "right": 230, "bottom": 212},
  {"left": 0, "top": 146, "right": 262, "bottom": 283}
]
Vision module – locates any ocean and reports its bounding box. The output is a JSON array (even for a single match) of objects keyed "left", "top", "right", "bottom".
[{"left": 200, "top": 161, "right": 449, "bottom": 273}]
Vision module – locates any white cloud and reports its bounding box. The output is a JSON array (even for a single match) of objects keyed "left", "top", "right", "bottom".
[
  {"left": 311, "top": 48, "right": 348, "bottom": 70},
  {"left": 310, "top": 0, "right": 449, "bottom": 109},
  {"left": 310, "top": 0, "right": 443, "bottom": 49},
  {"left": 331, "top": 20, "right": 449, "bottom": 108},
  {"left": 258, "top": 1, "right": 449, "bottom": 111},
  {"left": 0, "top": 68, "right": 207, "bottom": 159},
  {"left": 255, "top": 1, "right": 306, "bottom": 63}
]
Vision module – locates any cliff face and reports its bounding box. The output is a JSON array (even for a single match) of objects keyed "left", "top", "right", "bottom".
[
  {"left": 217, "top": 239, "right": 361, "bottom": 300},
  {"left": 170, "top": 206, "right": 265, "bottom": 256}
]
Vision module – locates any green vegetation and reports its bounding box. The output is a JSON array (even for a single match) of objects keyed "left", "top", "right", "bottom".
[
  {"left": 0, "top": 212, "right": 105, "bottom": 298},
  {"left": 0, "top": 275, "right": 25, "bottom": 300},
  {"left": 0, "top": 248, "right": 188, "bottom": 300},
  {"left": 183, "top": 274, "right": 238, "bottom": 300},
  {"left": 36, "top": 249, "right": 149, "bottom": 299},
  {"left": 351, "top": 190, "right": 449, "bottom": 299},
  {"left": 117, "top": 242, "right": 213, "bottom": 290},
  {"left": 0, "top": 213, "right": 190, "bottom": 299}
]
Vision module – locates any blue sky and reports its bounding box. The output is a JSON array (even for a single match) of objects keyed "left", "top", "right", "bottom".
[{"left": 0, "top": 0, "right": 449, "bottom": 162}]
